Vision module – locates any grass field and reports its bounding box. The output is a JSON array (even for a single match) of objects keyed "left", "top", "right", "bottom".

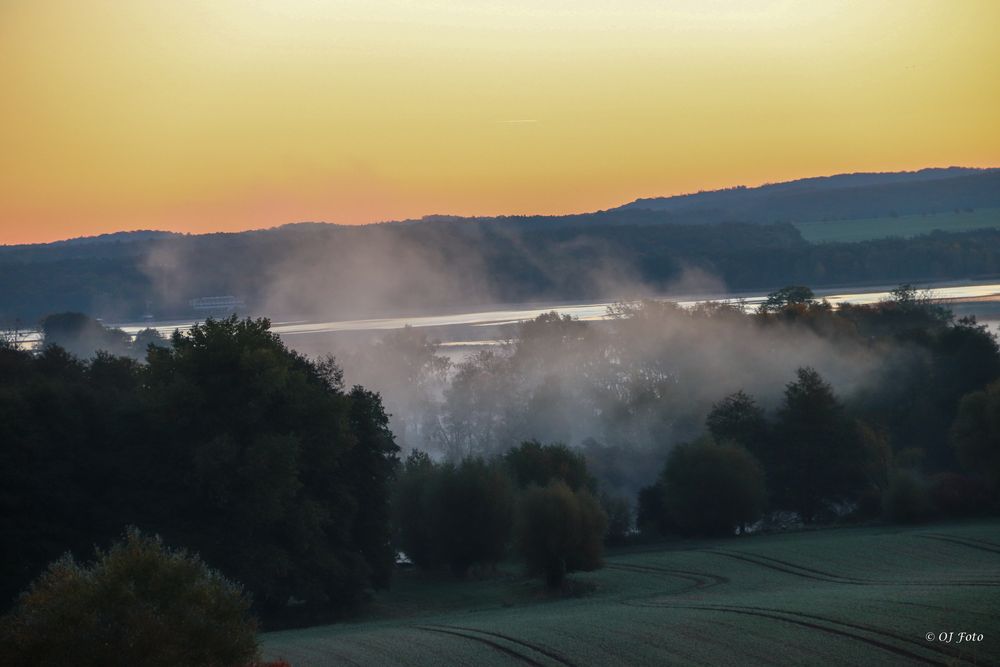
[
  {"left": 262, "top": 521, "right": 1000, "bottom": 666},
  {"left": 795, "top": 208, "right": 1000, "bottom": 243}
]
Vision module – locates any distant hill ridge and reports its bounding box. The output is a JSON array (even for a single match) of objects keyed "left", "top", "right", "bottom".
[
  {"left": 616, "top": 166, "right": 1000, "bottom": 223},
  {"left": 4, "top": 166, "right": 999, "bottom": 249},
  {"left": 2, "top": 165, "right": 1000, "bottom": 325}
]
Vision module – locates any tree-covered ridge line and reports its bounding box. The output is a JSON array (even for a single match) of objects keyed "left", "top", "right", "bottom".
[
  {"left": 617, "top": 167, "right": 1000, "bottom": 223},
  {"left": 2, "top": 166, "right": 999, "bottom": 325},
  {"left": 3, "top": 165, "right": 997, "bottom": 255},
  {"left": 6, "top": 222, "right": 1000, "bottom": 326}
]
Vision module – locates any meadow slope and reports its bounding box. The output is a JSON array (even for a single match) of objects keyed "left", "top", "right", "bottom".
[
  {"left": 795, "top": 208, "right": 1000, "bottom": 243},
  {"left": 263, "top": 521, "right": 1000, "bottom": 666}
]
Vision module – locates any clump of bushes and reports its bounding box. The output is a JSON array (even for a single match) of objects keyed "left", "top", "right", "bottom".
[
  {"left": 394, "top": 452, "right": 515, "bottom": 575},
  {"left": 951, "top": 380, "right": 1000, "bottom": 503},
  {"left": 928, "top": 472, "right": 991, "bottom": 517},
  {"left": 654, "top": 437, "right": 767, "bottom": 537},
  {"left": 0, "top": 528, "right": 260, "bottom": 667},
  {"left": 504, "top": 440, "right": 595, "bottom": 492},
  {"left": 516, "top": 481, "right": 607, "bottom": 589},
  {"left": 394, "top": 441, "right": 609, "bottom": 588},
  {"left": 881, "top": 471, "right": 933, "bottom": 523}
]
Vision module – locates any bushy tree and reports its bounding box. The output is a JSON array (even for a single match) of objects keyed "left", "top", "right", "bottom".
[
  {"left": 928, "top": 472, "right": 992, "bottom": 517},
  {"left": 758, "top": 285, "right": 815, "bottom": 313},
  {"left": 131, "top": 327, "right": 169, "bottom": 356},
  {"left": 950, "top": 380, "right": 1000, "bottom": 495},
  {"left": 516, "top": 481, "right": 607, "bottom": 589},
  {"left": 143, "top": 317, "right": 400, "bottom": 611},
  {"left": 772, "top": 367, "right": 868, "bottom": 522},
  {"left": 659, "top": 437, "right": 766, "bottom": 536},
  {"left": 882, "top": 471, "right": 933, "bottom": 524},
  {"left": 706, "top": 391, "right": 770, "bottom": 464},
  {"left": 438, "top": 458, "right": 516, "bottom": 574},
  {"left": 504, "top": 440, "right": 595, "bottom": 492},
  {"left": 637, "top": 482, "right": 671, "bottom": 536},
  {"left": 393, "top": 450, "right": 440, "bottom": 568},
  {"left": 600, "top": 492, "right": 632, "bottom": 545},
  {"left": 0, "top": 316, "right": 399, "bottom": 619},
  {"left": 0, "top": 529, "right": 258, "bottom": 667},
  {"left": 393, "top": 455, "right": 515, "bottom": 575},
  {"left": 346, "top": 386, "right": 400, "bottom": 588}
]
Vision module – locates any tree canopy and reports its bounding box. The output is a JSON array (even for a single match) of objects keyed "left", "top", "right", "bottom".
[{"left": 0, "top": 316, "right": 399, "bottom": 621}]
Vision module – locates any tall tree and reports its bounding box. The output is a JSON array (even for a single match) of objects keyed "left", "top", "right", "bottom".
[{"left": 772, "top": 367, "right": 868, "bottom": 522}]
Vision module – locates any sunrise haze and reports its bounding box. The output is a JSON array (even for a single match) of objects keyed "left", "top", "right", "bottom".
[{"left": 2, "top": 0, "right": 998, "bottom": 245}]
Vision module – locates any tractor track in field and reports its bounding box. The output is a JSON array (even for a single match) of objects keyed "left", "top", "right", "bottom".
[
  {"left": 716, "top": 604, "right": 988, "bottom": 667},
  {"left": 707, "top": 549, "right": 1000, "bottom": 587},
  {"left": 920, "top": 533, "right": 1000, "bottom": 555},
  {"left": 423, "top": 624, "right": 577, "bottom": 667},
  {"left": 892, "top": 599, "right": 1000, "bottom": 619},
  {"left": 605, "top": 562, "right": 729, "bottom": 592},
  {"left": 707, "top": 548, "right": 869, "bottom": 584},
  {"left": 618, "top": 601, "right": 952, "bottom": 666},
  {"left": 416, "top": 624, "right": 558, "bottom": 666}
]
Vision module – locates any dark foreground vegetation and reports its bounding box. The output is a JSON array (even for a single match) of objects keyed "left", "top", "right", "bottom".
[
  {"left": 1, "top": 529, "right": 261, "bottom": 666},
  {"left": 0, "top": 317, "right": 399, "bottom": 624},
  {"left": 3, "top": 283, "right": 1000, "bottom": 664}
]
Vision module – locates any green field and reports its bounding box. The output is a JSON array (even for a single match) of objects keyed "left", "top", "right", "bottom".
[
  {"left": 262, "top": 521, "right": 1000, "bottom": 666},
  {"left": 795, "top": 208, "right": 1000, "bottom": 243}
]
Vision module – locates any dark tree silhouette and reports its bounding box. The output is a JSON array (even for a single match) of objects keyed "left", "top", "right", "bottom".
[
  {"left": 772, "top": 367, "right": 868, "bottom": 522},
  {"left": 659, "top": 437, "right": 766, "bottom": 536},
  {"left": 516, "top": 481, "right": 606, "bottom": 589}
]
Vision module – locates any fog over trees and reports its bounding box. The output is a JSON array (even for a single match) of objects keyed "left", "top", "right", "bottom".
[
  {"left": 3, "top": 285, "right": 1000, "bottom": 633},
  {"left": 3, "top": 167, "right": 1000, "bottom": 326},
  {"left": 338, "top": 291, "right": 994, "bottom": 499}
]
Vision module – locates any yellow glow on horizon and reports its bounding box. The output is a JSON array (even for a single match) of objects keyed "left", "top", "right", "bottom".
[{"left": 1, "top": 1, "right": 998, "bottom": 244}]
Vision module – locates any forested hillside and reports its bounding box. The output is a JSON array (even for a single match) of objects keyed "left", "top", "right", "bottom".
[{"left": 2, "top": 168, "right": 999, "bottom": 325}]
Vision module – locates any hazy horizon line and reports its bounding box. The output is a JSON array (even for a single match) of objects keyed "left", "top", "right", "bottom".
[{"left": 4, "top": 163, "right": 997, "bottom": 248}]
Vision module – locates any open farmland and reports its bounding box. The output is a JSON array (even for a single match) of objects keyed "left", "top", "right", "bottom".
[
  {"left": 263, "top": 522, "right": 1000, "bottom": 666},
  {"left": 795, "top": 208, "right": 1000, "bottom": 243}
]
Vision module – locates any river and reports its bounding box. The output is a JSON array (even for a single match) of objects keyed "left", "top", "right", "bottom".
[{"left": 12, "top": 280, "right": 1000, "bottom": 352}]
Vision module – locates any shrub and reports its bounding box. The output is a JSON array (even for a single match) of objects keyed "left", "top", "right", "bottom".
[
  {"left": 505, "top": 440, "right": 595, "bottom": 492},
  {"left": 0, "top": 528, "right": 259, "bottom": 667},
  {"left": 600, "top": 492, "right": 632, "bottom": 545},
  {"left": 660, "top": 437, "right": 767, "bottom": 536},
  {"left": 516, "top": 481, "right": 607, "bottom": 589},
  {"left": 882, "top": 471, "right": 933, "bottom": 523},
  {"left": 393, "top": 450, "right": 441, "bottom": 569},
  {"left": 951, "top": 381, "right": 1000, "bottom": 495},
  {"left": 637, "top": 482, "right": 672, "bottom": 536},
  {"left": 394, "top": 454, "right": 515, "bottom": 575},
  {"left": 437, "top": 459, "right": 516, "bottom": 575},
  {"left": 928, "top": 472, "right": 991, "bottom": 517}
]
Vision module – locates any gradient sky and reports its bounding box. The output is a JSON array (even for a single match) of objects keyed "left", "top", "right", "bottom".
[{"left": 2, "top": 0, "right": 998, "bottom": 244}]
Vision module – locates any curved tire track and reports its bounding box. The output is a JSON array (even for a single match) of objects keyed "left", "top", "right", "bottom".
[
  {"left": 920, "top": 533, "right": 1000, "bottom": 555},
  {"left": 708, "top": 548, "right": 1000, "bottom": 587},
  {"left": 619, "top": 602, "right": 947, "bottom": 666},
  {"left": 722, "top": 604, "right": 987, "bottom": 667},
  {"left": 423, "top": 624, "right": 577, "bottom": 667},
  {"left": 416, "top": 625, "right": 547, "bottom": 666},
  {"left": 605, "top": 562, "right": 728, "bottom": 592}
]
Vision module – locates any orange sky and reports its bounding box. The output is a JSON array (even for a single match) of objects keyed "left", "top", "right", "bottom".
[{"left": 1, "top": 1, "right": 998, "bottom": 245}]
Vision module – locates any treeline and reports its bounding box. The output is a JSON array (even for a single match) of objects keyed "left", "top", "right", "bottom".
[
  {"left": 4, "top": 288, "right": 1000, "bottom": 655},
  {"left": 344, "top": 286, "right": 1000, "bottom": 529},
  {"left": 6, "top": 217, "right": 1000, "bottom": 324},
  {"left": 621, "top": 168, "right": 1000, "bottom": 222},
  {"left": 0, "top": 317, "right": 399, "bottom": 624},
  {"left": 394, "top": 442, "right": 609, "bottom": 589}
]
